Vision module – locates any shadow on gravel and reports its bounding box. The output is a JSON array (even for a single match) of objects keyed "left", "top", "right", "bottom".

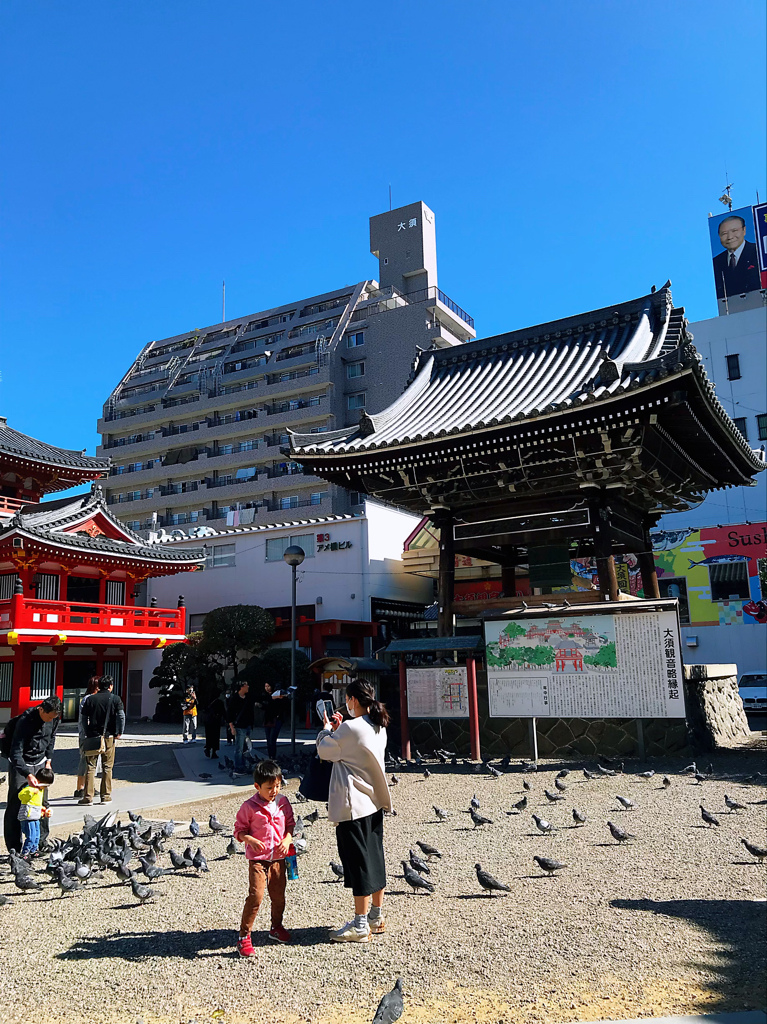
[
  {"left": 58, "top": 926, "right": 330, "bottom": 961},
  {"left": 611, "top": 898, "right": 767, "bottom": 1009}
]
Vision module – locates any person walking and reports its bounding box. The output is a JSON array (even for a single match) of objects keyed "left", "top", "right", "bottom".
[
  {"left": 74, "top": 677, "right": 99, "bottom": 799},
  {"left": 4, "top": 695, "right": 62, "bottom": 855},
  {"left": 259, "top": 682, "right": 288, "bottom": 761},
  {"left": 203, "top": 692, "right": 226, "bottom": 759},
  {"left": 316, "top": 678, "right": 392, "bottom": 943},
  {"left": 181, "top": 686, "right": 198, "bottom": 744},
  {"left": 79, "top": 675, "right": 125, "bottom": 805},
  {"left": 227, "top": 680, "right": 253, "bottom": 772}
]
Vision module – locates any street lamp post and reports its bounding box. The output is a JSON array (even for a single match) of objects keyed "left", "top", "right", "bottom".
[{"left": 282, "top": 545, "right": 305, "bottom": 755}]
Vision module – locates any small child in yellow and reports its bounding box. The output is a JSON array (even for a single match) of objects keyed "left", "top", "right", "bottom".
[{"left": 17, "top": 766, "right": 54, "bottom": 858}]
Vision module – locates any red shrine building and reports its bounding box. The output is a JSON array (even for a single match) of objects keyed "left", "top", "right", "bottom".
[{"left": 0, "top": 417, "right": 204, "bottom": 721}]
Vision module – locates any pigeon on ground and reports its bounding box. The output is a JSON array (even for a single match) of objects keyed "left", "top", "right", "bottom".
[
  {"left": 597, "top": 765, "right": 616, "bottom": 777},
  {"left": 556, "top": 769, "right": 570, "bottom": 779},
  {"left": 192, "top": 847, "right": 209, "bottom": 872},
  {"left": 303, "top": 809, "right": 319, "bottom": 826},
  {"left": 682, "top": 762, "right": 697, "bottom": 775},
  {"left": 53, "top": 867, "right": 82, "bottom": 896},
  {"left": 662, "top": 776, "right": 672, "bottom": 789},
  {"left": 409, "top": 850, "right": 431, "bottom": 875},
  {"left": 116, "top": 861, "right": 136, "bottom": 883},
  {"left": 522, "top": 780, "right": 532, "bottom": 792},
  {"left": 390, "top": 775, "right": 399, "bottom": 787},
  {"left": 607, "top": 821, "right": 634, "bottom": 843},
  {"left": 401, "top": 860, "right": 435, "bottom": 893},
  {"left": 423, "top": 769, "right": 431, "bottom": 780},
  {"left": 470, "top": 794, "right": 480, "bottom": 812},
  {"left": 533, "top": 856, "right": 567, "bottom": 876},
  {"left": 616, "top": 796, "right": 636, "bottom": 811},
  {"left": 372, "top": 977, "right": 404, "bottom": 1024},
  {"left": 475, "top": 862, "right": 511, "bottom": 895},
  {"left": 189, "top": 817, "right": 200, "bottom": 838},
  {"left": 140, "top": 860, "right": 174, "bottom": 880},
  {"left": 169, "top": 849, "right": 187, "bottom": 870},
  {"left": 522, "top": 760, "right": 538, "bottom": 773},
  {"left": 724, "top": 794, "right": 746, "bottom": 812},
  {"left": 544, "top": 789, "right": 565, "bottom": 803},
  {"left": 181, "top": 846, "right": 195, "bottom": 868},
  {"left": 161, "top": 820, "right": 175, "bottom": 839},
  {"left": 583, "top": 769, "right": 598, "bottom": 780},
  {"left": 532, "top": 814, "right": 553, "bottom": 835},
  {"left": 700, "top": 805, "right": 720, "bottom": 827},
  {"left": 139, "top": 825, "right": 154, "bottom": 843},
  {"left": 128, "top": 810, "right": 142, "bottom": 823},
  {"left": 208, "top": 814, "right": 226, "bottom": 834},
  {"left": 470, "top": 807, "right": 493, "bottom": 828},
  {"left": 637, "top": 770, "right": 655, "bottom": 782},
  {"left": 694, "top": 773, "right": 707, "bottom": 785},
  {"left": 572, "top": 808, "right": 587, "bottom": 826},
  {"left": 415, "top": 841, "right": 442, "bottom": 861},
  {"left": 509, "top": 796, "right": 528, "bottom": 813},
  {"left": 554, "top": 777, "right": 567, "bottom": 792},
  {"left": 225, "top": 837, "right": 238, "bottom": 858},
  {"left": 433, "top": 806, "right": 449, "bottom": 822},
  {"left": 0, "top": 894, "right": 14, "bottom": 907},
  {"left": 329, "top": 860, "right": 344, "bottom": 881},
  {"left": 130, "top": 876, "right": 155, "bottom": 902},
  {"left": 740, "top": 838, "right": 767, "bottom": 862},
  {"left": 487, "top": 764, "right": 502, "bottom": 779},
  {"left": 13, "top": 873, "right": 42, "bottom": 892}
]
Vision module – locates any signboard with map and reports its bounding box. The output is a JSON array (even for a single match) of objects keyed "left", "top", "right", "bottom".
[
  {"left": 484, "top": 612, "right": 685, "bottom": 719},
  {"left": 406, "top": 666, "right": 469, "bottom": 718}
]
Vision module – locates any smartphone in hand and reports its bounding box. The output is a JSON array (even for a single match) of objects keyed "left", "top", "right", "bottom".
[{"left": 316, "top": 699, "right": 334, "bottom": 722}]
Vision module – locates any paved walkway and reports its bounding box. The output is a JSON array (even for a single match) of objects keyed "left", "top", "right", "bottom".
[{"left": 43, "top": 727, "right": 318, "bottom": 828}]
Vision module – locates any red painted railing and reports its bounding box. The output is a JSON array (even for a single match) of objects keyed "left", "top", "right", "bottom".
[
  {"left": 0, "top": 495, "right": 31, "bottom": 516},
  {"left": 0, "top": 596, "right": 185, "bottom": 640}
]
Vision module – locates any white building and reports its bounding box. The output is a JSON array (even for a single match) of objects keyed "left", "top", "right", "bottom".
[{"left": 130, "top": 500, "right": 432, "bottom": 717}]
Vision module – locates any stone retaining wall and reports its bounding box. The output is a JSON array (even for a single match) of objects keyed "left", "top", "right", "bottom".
[{"left": 682, "top": 663, "right": 751, "bottom": 751}]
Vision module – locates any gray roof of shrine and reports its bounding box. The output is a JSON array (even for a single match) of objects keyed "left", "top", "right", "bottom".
[{"left": 0, "top": 420, "right": 110, "bottom": 472}]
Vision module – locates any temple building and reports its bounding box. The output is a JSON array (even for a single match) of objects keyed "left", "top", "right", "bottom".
[
  {"left": 0, "top": 417, "right": 204, "bottom": 721},
  {"left": 289, "top": 285, "right": 765, "bottom": 631}
]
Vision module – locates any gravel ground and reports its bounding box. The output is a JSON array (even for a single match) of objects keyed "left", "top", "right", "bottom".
[{"left": 0, "top": 748, "right": 765, "bottom": 1024}]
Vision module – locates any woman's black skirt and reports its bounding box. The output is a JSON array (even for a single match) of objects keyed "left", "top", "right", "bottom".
[{"left": 335, "top": 809, "right": 386, "bottom": 897}]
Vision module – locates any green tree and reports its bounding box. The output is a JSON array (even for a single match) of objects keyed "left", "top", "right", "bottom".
[
  {"left": 584, "top": 641, "right": 617, "bottom": 669},
  {"left": 239, "top": 647, "right": 313, "bottom": 702},
  {"left": 502, "top": 621, "right": 526, "bottom": 640},
  {"left": 519, "top": 644, "right": 554, "bottom": 667},
  {"left": 198, "top": 605, "right": 275, "bottom": 678},
  {"left": 150, "top": 631, "right": 224, "bottom": 723}
]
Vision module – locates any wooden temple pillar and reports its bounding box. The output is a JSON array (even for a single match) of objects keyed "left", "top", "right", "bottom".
[
  {"left": 433, "top": 509, "right": 455, "bottom": 637},
  {"left": 592, "top": 503, "right": 619, "bottom": 602},
  {"left": 637, "top": 525, "right": 660, "bottom": 599}
]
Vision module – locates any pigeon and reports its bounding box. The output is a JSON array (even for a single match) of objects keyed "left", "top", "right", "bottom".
[
  {"left": 509, "top": 796, "right": 528, "bottom": 813},
  {"left": 161, "top": 820, "right": 175, "bottom": 839},
  {"left": 636, "top": 770, "right": 655, "bottom": 782},
  {"left": 390, "top": 775, "right": 399, "bottom": 787},
  {"left": 401, "top": 860, "right": 435, "bottom": 893},
  {"left": 0, "top": 894, "right": 14, "bottom": 907},
  {"left": 372, "top": 977, "right": 404, "bottom": 1024},
  {"left": 303, "top": 809, "right": 319, "bottom": 826},
  {"left": 409, "top": 850, "right": 431, "bottom": 875},
  {"left": 607, "top": 820, "right": 634, "bottom": 843},
  {"left": 189, "top": 817, "right": 200, "bottom": 838},
  {"left": 130, "top": 876, "right": 155, "bottom": 902},
  {"left": 225, "top": 837, "right": 238, "bottom": 858},
  {"left": 181, "top": 846, "right": 195, "bottom": 868},
  {"left": 433, "top": 806, "right": 449, "bottom": 822},
  {"left": 487, "top": 764, "right": 502, "bottom": 779},
  {"left": 662, "top": 776, "right": 672, "bottom": 789},
  {"left": 74, "top": 857, "right": 93, "bottom": 882},
  {"left": 192, "top": 847, "right": 209, "bottom": 872},
  {"left": 53, "top": 867, "right": 82, "bottom": 897},
  {"left": 554, "top": 777, "right": 567, "bottom": 792},
  {"left": 140, "top": 860, "right": 174, "bottom": 880},
  {"left": 13, "top": 873, "right": 42, "bottom": 892},
  {"left": 583, "top": 769, "right": 598, "bottom": 780},
  {"left": 522, "top": 780, "right": 532, "bottom": 792},
  {"left": 423, "top": 769, "right": 431, "bottom": 780},
  {"left": 415, "top": 841, "right": 442, "bottom": 861},
  {"left": 208, "top": 814, "right": 226, "bottom": 834},
  {"left": 532, "top": 814, "right": 552, "bottom": 835},
  {"left": 329, "top": 860, "right": 344, "bottom": 881},
  {"left": 556, "top": 769, "right": 570, "bottom": 779},
  {"left": 116, "top": 861, "right": 136, "bottom": 883},
  {"left": 144, "top": 846, "right": 158, "bottom": 865},
  {"left": 597, "top": 764, "right": 616, "bottom": 777},
  {"left": 616, "top": 796, "right": 636, "bottom": 811},
  {"left": 544, "top": 789, "right": 565, "bottom": 803},
  {"left": 533, "top": 856, "right": 567, "bottom": 876},
  {"left": 572, "top": 808, "right": 587, "bottom": 826},
  {"left": 169, "top": 849, "right": 187, "bottom": 870},
  {"left": 470, "top": 794, "right": 480, "bottom": 812},
  {"left": 470, "top": 807, "right": 493, "bottom": 828},
  {"left": 128, "top": 810, "right": 142, "bottom": 823},
  {"left": 700, "top": 805, "right": 720, "bottom": 828},
  {"left": 522, "top": 760, "right": 538, "bottom": 773},
  {"left": 740, "top": 838, "right": 767, "bottom": 862},
  {"left": 475, "top": 862, "right": 510, "bottom": 895},
  {"left": 694, "top": 773, "right": 707, "bottom": 785},
  {"left": 724, "top": 794, "right": 746, "bottom": 812},
  {"left": 139, "top": 825, "right": 154, "bottom": 843},
  {"left": 682, "top": 761, "right": 698, "bottom": 775}
]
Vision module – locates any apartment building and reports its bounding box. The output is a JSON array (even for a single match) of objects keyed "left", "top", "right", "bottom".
[{"left": 98, "top": 202, "right": 475, "bottom": 534}]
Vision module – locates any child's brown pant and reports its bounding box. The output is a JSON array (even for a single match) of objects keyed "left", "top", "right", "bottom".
[{"left": 240, "top": 859, "right": 286, "bottom": 934}]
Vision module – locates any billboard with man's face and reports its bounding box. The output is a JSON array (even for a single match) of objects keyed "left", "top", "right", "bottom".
[{"left": 709, "top": 205, "right": 763, "bottom": 302}]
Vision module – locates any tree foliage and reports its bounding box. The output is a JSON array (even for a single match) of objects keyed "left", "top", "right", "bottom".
[
  {"left": 151, "top": 632, "right": 225, "bottom": 723},
  {"left": 583, "top": 641, "right": 617, "bottom": 669},
  {"left": 198, "top": 605, "right": 275, "bottom": 676},
  {"left": 238, "top": 647, "right": 312, "bottom": 700}
]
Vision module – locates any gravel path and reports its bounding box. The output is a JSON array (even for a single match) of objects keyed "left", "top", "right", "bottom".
[{"left": 0, "top": 749, "right": 765, "bottom": 1024}]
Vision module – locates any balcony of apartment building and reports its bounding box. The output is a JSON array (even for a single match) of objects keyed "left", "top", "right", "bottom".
[
  {"left": 263, "top": 363, "right": 330, "bottom": 400},
  {"left": 297, "top": 294, "right": 351, "bottom": 320},
  {"left": 274, "top": 340, "right": 328, "bottom": 366},
  {"left": 260, "top": 394, "right": 328, "bottom": 428},
  {"left": 98, "top": 403, "right": 164, "bottom": 433},
  {"left": 348, "top": 285, "right": 475, "bottom": 340},
  {"left": 424, "top": 317, "right": 468, "bottom": 348}
]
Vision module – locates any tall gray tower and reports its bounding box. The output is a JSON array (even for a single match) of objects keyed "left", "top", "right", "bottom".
[{"left": 370, "top": 201, "right": 438, "bottom": 296}]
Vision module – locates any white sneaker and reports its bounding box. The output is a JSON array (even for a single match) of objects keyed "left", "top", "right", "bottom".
[
  {"left": 329, "top": 920, "right": 371, "bottom": 943},
  {"left": 368, "top": 911, "right": 385, "bottom": 934}
]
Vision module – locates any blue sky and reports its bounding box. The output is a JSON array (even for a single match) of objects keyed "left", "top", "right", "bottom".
[{"left": 1, "top": 1, "right": 764, "bottom": 457}]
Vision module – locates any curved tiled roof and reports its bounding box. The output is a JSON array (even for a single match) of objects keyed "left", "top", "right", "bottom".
[{"left": 0, "top": 421, "right": 109, "bottom": 473}]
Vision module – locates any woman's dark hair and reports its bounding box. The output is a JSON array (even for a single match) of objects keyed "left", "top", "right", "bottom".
[
  {"left": 346, "top": 678, "right": 390, "bottom": 729},
  {"left": 253, "top": 759, "right": 282, "bottom": 785},
  {"left": 86, "top": 676, "right": 100, "bottom": 695}
]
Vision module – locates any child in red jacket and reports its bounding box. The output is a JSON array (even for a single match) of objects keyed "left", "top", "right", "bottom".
[{"left": 233, "top": 759, "right": 295, "bottom": 956}]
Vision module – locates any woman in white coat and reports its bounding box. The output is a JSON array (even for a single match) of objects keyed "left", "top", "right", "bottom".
[{"left": 317, "top": 678, "right": 392, "bottom": 942}]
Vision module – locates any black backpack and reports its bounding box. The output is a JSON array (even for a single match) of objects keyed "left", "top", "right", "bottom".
[{"left": 0, "top": 713, "right": 22, "bottom": 761}]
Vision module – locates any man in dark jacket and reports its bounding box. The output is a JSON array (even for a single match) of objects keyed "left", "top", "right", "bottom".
[
  {"left": 226, "top": 681, "right": 253, "bottom": 771},
  {"left": 80, "top": 675, "right": 125, "bottom": 806},
  {"left": 4, "top": 695, "right": 62, "bottom": 854}
]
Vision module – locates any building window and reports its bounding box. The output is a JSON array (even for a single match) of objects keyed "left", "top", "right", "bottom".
[
  {"left": 265, "top": 533, "right": 315, "bottom": 561},
  {"left": 0, "top": 573, "right": 19, "bottom": 600},
  {"left": 208, "top": 543, "right": 236, "bottom": 568},
  {"left": 709, "top": 561, "right": 751, "bottom": 601},
  {"left": 758, "top": 414, "right": 767, "bottom": 441},
  {"left": 349, "top": 491, "right": 364, "bottom": 506},
  {"left": 347, "top": 393, "right": 366, "bottom": 410},
  {"left": 309, "top": 492, "right": 325, "bottom": 505},
  {"left": 126, "top": 521, "right": 141, "bottom": 531},
  {"left": 726, "top": 354, "right": 741, "bottom": 380},
  {"left": 347, "top": 361, "right": 365, "bottom": 379},
  {"left": 733, "top": 417, "right": 749, "bottom": 440},
  {"left": 279, "top": 495, "right": 299, "bottom": 509},
  {"left": 30, "top": 661, "right": 55, "bottom": 701},
  {"left": 0, "top": 661, "right": 13, "bottom": 702},
  {"left": 346, "top": 332, "right": 365, "bottom": 348}
]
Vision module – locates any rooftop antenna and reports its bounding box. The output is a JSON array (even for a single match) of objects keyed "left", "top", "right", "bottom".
[
  {"left": 222, "top": 280, "right": 226, "bottom": 322},
  {"left": 718, "top": 173, "right": 734, "bottom": 212},
  {"left": 389, "top": 184, "right": 392, "bottom": 211}
]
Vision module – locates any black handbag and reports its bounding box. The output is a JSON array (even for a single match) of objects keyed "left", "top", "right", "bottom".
[{"left": 298, "top": 754, "right": 332, "bottom": 802}]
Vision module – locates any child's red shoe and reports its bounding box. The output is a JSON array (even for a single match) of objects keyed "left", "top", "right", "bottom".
[
  {"left": 237, "top": 933, "right": 255, "bottom": 957},
  {"left": 268, "top": 925, "right": 291, "bottom": 944}
]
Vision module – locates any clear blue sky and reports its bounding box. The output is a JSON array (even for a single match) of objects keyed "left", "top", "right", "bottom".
[{"left": 1, "top": 1, "right": 764, "bottom": 457}]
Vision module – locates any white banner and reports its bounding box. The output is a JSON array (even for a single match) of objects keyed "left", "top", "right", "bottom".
[
  {"left": 485, "top": 611, "right": 685, "bottom": 719},
  {"left": 406, "top": 666, "right": 469, "bottom": 718}
]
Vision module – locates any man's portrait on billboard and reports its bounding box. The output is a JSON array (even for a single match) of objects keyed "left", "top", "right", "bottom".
[{"left": 709, "top": 206, "right": 761, "bottom": 300}]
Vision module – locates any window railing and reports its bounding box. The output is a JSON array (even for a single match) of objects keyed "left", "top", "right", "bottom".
[
  {"left": 348, "top": 286, "right": 473, "bottom": 328},
  {"left": 163, "top": 394, "right": 201, "bottom": 409},
  {"left": 265, "top": 395, "right": 323, "bottom": 416},
  {"left": 266, "top": 366, "right": 319, "bottom": 385},
  {"left": 105, "top": 404, "right": 157, "bottom": 422}
]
